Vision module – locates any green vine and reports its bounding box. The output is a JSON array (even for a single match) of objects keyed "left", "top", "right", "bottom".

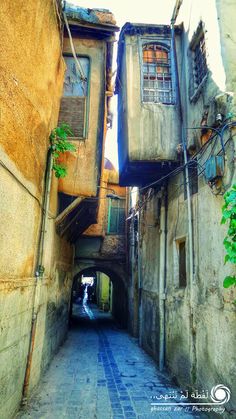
[
  {"left": 49, "top": 123, "right": 76, "bottom": 178},
  {"left": 221, "top": 183, "right": 236, "bottom": 291}
]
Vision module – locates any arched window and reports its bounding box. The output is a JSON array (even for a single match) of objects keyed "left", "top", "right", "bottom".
[{"left": 142, "top": 44, "right": 173, "bottom": 104}]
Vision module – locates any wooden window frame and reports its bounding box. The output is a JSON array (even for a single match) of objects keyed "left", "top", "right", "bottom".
[
  {"left": 58, "top": 54, "right": 90, "bottom": 140},
  {"left": 107, "top": 198, "right": 126, "bottom": 235},
  {"left": 141, "top": 42, "right": 174, "bottom": 105}
]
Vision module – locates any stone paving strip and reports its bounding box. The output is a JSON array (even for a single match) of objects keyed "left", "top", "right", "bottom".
[{"left": 16, "top": 305, "right": 206, "bottom": 419}]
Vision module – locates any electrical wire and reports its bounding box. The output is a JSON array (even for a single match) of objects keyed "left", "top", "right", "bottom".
[
  {"left": 0, "top": 159, "right": 43, "bottom": 207},
  {"left": 51, "top": 118, "right": 235, "bottom": 218},
  {"left": 0, "top": 159, "right": 58, "bottom": 220},
  {"left": 63, "top": 12, "right": 87, "bottom": 96},
  {"left": 129, "top": 121, "right": 235, "bottom": 215},
  {"left": 3, "top": 116, "right": 232, "bottom": 220}
]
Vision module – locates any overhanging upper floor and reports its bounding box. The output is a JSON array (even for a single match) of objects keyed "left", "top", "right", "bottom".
[{"left": 116, "top": 22, "right": 182, "bottom": 186}]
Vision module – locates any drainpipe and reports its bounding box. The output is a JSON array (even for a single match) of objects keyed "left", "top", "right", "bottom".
[
  {"left": 171, "top": 2, "right": 194, "bottom": 311},
  {"left": 128, "top": 211, "right": 135, "bottom": 334},
  {"left": 22, "top": 147, "right": 53, "bottom": 402},
  {"left": 137, "top": 206, "right": 143, "bottom": 346},
  {"left": 159, "top": 185, "right": 168, "bottom": 371}
]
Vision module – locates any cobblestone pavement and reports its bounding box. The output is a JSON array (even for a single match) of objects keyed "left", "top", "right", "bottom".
[{"left": 17, "top": 304, "right": 207, "bottom": 419}]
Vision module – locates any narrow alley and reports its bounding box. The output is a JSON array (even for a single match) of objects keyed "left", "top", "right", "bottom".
[{"left": 17, "top": 300, "right": 205, "bottom": 419}]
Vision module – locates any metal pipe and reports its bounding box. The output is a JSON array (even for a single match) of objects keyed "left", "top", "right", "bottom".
[
  {"left": 170, "top": 4, "right": 194, "bottom": 313},
  {"left": 63, "top": 12, "right": 87, "bottom": 83},
  {"left": 37, "top": 149, "right": 53, "bottom": 273},
  {"left": 171, "top": 0, "right": 183, "bottom": 24},
  {"left": 159, "top": 186, "right": 168, "bottom": 370},
  {"left": 22, "top": 148, "right": 53, "bottom": 401},
  {"left": 137, "top": 202, "right": 143, "bottom": 346}
]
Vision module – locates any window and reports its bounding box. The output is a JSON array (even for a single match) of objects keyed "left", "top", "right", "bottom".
[
  {"left": 173, "top": 238, "right": 187, "bottom": 288},
  {"left": 142, "top": 43, "right": 173, "bottom": 104},
  {"left": 193, "top": 34, "right": 207, "bottom": 88},
  {"left": 58, "top": 56, "right": 89, "bottom": 138},
  {"left": 184, "top": 161, "right": 198, "bottom": 199},
  {"left": 189, "top": 24, "right": 208, "bottom": 100},
  {"left": 107, "top": 198, "right": 126, "bottom": 234},
  {"left": 178, "top": 240, "right": 187, "bottom": 288}
]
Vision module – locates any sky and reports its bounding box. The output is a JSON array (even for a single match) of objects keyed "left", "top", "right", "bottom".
[{"left": 70, "top": 0, "right": 176, "bottom": 168}]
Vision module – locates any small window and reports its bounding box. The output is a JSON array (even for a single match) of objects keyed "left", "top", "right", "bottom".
[
  {"left": 107, "top": 198, "right": 125, "bottom": 234},
  {"left": 193, "top": 34, "right": 207, "bottom": 87},
  {"left": 184, "top": 161, "right": 198, "bottom": 199},
  {"left": 58, "top": 56, "right": 89, "bottom": 139},
  {"left": 178, "top": 240, "right": 187, "bottom": 288},
  {"left": 189, "top": 25, "right": 208, "bottom": 99},
  {"left": 142, "top": 43, "right": 174, "bottom": 105}
]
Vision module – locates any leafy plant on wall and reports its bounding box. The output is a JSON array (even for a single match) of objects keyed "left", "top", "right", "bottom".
[
  {"left": 50, "top": 123, "right": 76, "bottom": 178},
  {"left": 221, "top": 184, "right": 236, "bottom": 295}
]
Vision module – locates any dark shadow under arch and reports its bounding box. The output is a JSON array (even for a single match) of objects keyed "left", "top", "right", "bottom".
[{"left": 71, "top": 265, "right": 128, "bottom": 328}]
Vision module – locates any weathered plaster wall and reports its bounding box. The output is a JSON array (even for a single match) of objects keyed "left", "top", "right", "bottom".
[
  {"left": 0, "top": 0, "right": 65, "bottom": 190},
  {"left": 138, "top": 195, "right": 161, "bottom": 360},
  {"left": 58, "top": 36, "right": 106, "bottom": 197},
  {"left": 165, "top": 178, "right": 236, "bottom": 414},
  {"left": 134, "top": 1, "right": 236, "bottom": 416},
  {"left": 0, "top": 2, "right": 74, "bottom": 418},
  {"left": 136, "top": 178, "right": 235, "bottom": 416},
  {"left": 27, "top": 259, "right": 73, "bottom": 393},
  {"left": 123, "top": 32, "right": 181, "bottom": 162},
  {"left": 216, "top": 0, "right": 236, "bottom": 115},
  {"left": 0, "top": 281, "right": 34, "bottom": 419}
]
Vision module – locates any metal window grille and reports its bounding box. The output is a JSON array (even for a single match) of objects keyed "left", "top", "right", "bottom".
[
  {"left": 193, "top": 35, "right": 207, "bottom": 88},
  {"left": 142, "top": 44, "right": 174, "bottom": 104}
]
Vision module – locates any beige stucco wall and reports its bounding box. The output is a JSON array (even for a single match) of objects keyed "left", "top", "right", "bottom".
[
  {"left": 58, "top": 36, "right": 106, "bottom": 197},
  {"left": 0, "top": 0, "right": 65, "bottom": 190},
  {"left": 0, "top": 2, "right": 74, "bottom": 417}
]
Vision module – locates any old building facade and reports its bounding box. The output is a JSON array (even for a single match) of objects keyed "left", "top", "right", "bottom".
[
  {"left": 116, "top": 0, "right": 236, "bottom": 416},
  {"left": 1, "top": 0, "right": 236, "bottom": 417},
  {"left": 0, "top": 1, "right": 118, "bottom": 417}
]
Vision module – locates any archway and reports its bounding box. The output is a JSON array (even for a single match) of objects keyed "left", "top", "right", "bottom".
[{"left": 70, "top": 266, "right": 128, "bottom": 328}]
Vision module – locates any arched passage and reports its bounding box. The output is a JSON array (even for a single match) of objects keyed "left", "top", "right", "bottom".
[{"left": 71, "top": 265, "right": 128, "bottom": 328}]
